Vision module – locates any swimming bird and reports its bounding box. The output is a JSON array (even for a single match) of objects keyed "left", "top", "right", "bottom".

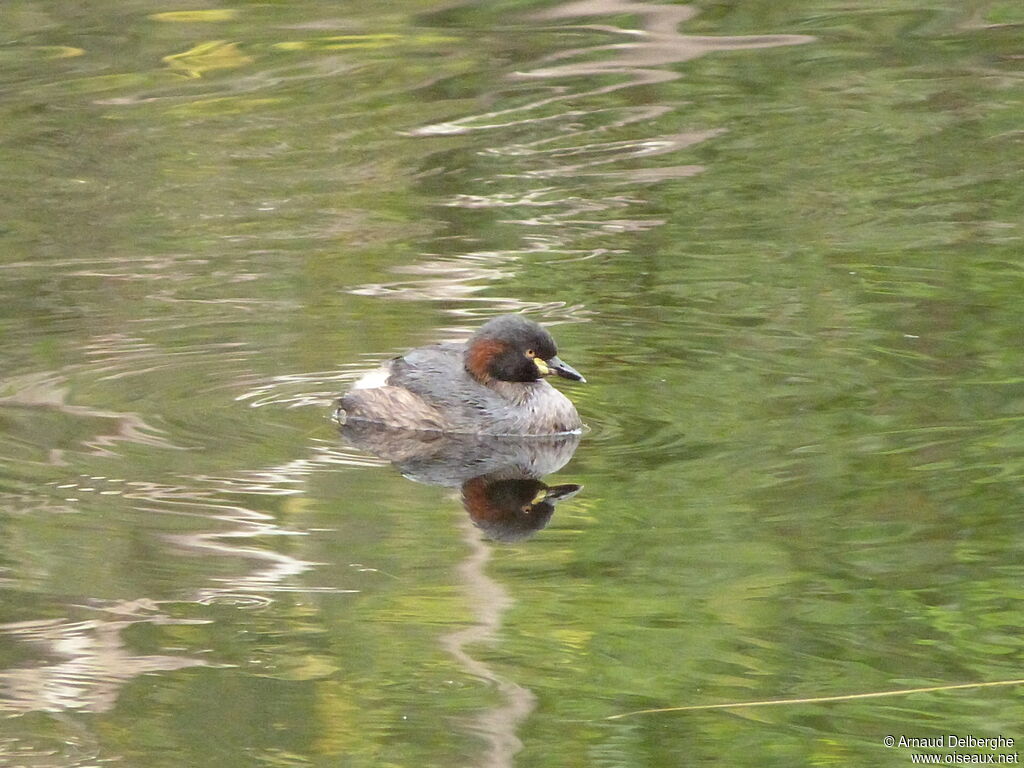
[{"left": 336, "top": 314, "right": 585, "bottom": 435}]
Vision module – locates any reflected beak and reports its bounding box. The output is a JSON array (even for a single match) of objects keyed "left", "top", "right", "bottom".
[
  {"left": 529, "top": 483, "right": 583, "bottom": 507},
  {"left": 545, "top": 355, "right": 586, "bottom": 383},
  {"left": 543, "top": 483, "right": 583, "bottom": 502}
]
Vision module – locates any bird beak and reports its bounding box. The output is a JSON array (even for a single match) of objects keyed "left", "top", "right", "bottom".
[
  {"left": 544, "top": 355, "right": 586, "bottom": 383},
  {"left": 529, "top": 483, "right": 583, "bottom": 506},
  {"left": 543, "top": 483, "right": 583, "bottom": 502}
]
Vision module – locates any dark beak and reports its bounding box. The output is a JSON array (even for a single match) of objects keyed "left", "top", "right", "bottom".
[
  {"left": 547, "top": 356, "right": 586, "bottom": 383},
  {"left": 543, "top": 483, "right": 583, "bottom": 502}
]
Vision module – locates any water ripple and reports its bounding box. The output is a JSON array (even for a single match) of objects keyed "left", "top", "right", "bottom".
[
  {"left": 195, "top": 593, "right": 275, "bottom": 609},
  {"left": 0, "top": 603, "right": 209, "bottom": 715},
  {"left": 0, "top": 370, "right": 184, "bottom": 457},
  {"left": 349, "top": 0, "right": 813, "bottom": 316},
  {"left": 234, "top": 367, "right": 358, "bottom": 409}
]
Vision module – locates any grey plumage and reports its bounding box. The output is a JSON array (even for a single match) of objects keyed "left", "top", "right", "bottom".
[{"left": 338, "top": 317, "right": 584, "bottom": 436}]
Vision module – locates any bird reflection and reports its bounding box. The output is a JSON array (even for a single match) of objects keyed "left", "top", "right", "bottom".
[
  {"left": 340, "top": 422, "right": 582, "bottom": 541},
  {"left": 461, "top": 476, "right": 580, "bottom": 542}
]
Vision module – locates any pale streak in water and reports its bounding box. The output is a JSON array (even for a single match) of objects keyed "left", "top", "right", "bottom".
[
  {"left": 440, "top": 516, "right": 536, "bottom": 768},
  {"left": 0, "top": 371, "right": 182, "bottom": 456},
  {"left": 0, "top": 602, "right": 209, "bottom": 715},
  {"left": 8, "top": 452, "right": 366, "bottom": 716},
  {"left": 127, "top": 483, "right": 331, "bottom": 603}
]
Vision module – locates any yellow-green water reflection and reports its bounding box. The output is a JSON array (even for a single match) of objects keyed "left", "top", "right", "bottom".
[{"left": 1, "top": 0, "right": 1023, "bottom": 766}]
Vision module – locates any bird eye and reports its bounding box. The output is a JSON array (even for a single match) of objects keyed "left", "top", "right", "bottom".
[{"left": 526, "top": 349, "right": 535, "bottom": 357}]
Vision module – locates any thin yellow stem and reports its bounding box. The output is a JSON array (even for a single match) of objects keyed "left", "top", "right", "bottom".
[{"left": 605, "top": 678, "right": 1024, "bottom": 720}]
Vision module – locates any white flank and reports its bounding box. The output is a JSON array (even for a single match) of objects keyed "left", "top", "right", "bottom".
[{"left": 351, "top": 366, "right": 390, "bottom": 390}]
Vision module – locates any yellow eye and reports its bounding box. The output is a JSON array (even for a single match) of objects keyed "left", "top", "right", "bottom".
[{"left": 526, "top": 349, "right": 535, "bottom": 358}]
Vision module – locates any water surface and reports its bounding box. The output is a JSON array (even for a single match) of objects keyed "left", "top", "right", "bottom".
[{"left": 2, "top": 0, "right": 1024, "bottom": 765}]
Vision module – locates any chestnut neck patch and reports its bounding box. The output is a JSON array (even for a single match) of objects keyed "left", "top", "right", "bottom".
[{"left": 465, "top": 338, "right": 507, "bottom": 383}]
